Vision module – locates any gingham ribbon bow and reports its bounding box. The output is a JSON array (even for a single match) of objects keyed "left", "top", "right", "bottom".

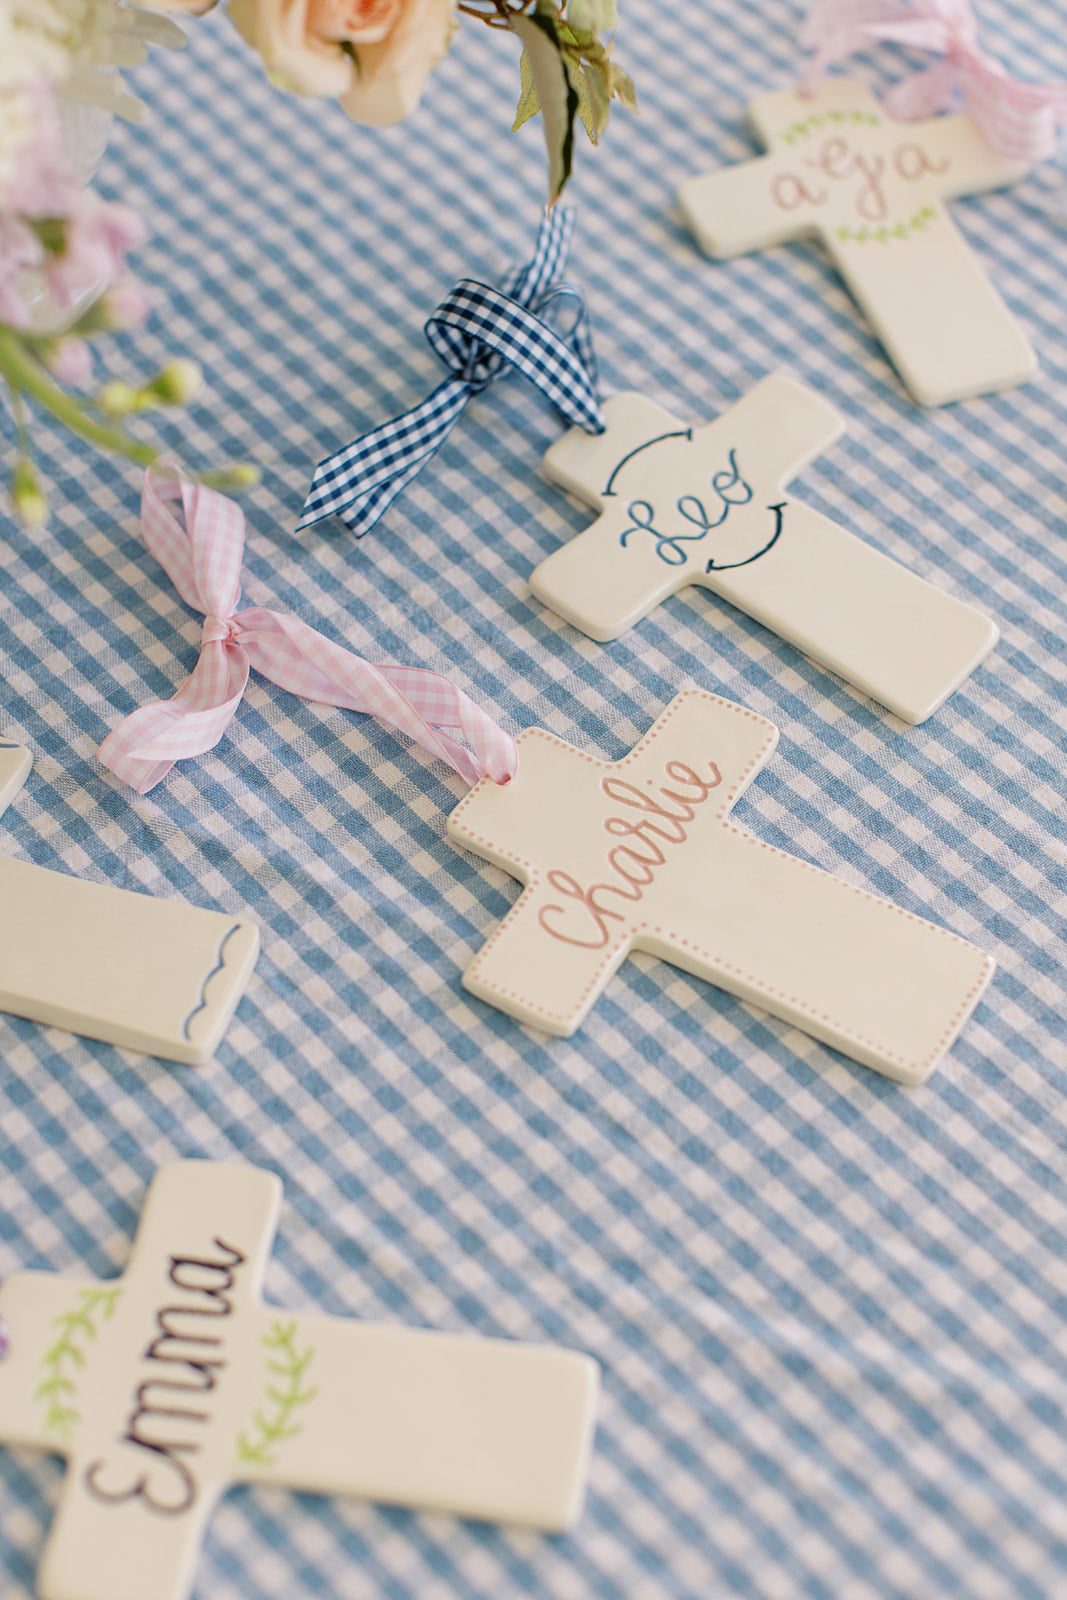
[
  {"left": 801, "top": 0, "right": 1067, "bottom": 161},
  {"left": 298, "top": 205, "right": 604, "bottom": 537},
  {"left": 99, "top": 469, "right": 518, "bottom": 794}
]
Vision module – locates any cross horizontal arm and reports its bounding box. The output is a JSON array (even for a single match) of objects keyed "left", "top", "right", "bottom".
[{"left": 236, "top": 1316, "right": 599, "bottom": 1531}]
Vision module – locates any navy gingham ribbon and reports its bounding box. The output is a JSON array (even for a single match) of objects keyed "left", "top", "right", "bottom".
[{"left": 298, "top": 207, "right": 604, "bottom": 536}]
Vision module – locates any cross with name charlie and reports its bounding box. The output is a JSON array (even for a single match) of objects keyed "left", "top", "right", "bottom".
[
  {"left": 531, "top": 375, "right": 997, "bottom": 724},
  {"left": 449, "top": 690, "right": 994, "bottom": 1083},
  {"left": 0, "top": 1161, "right": 599, "bottom": 1600},
  {"left": 677, "top": 78, "right": 1035, "bottom": 406},
  {"left": 0, "top": 743, "right": 257, "bottom": 1063}
]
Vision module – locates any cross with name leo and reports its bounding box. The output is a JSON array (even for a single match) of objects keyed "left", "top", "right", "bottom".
[
  {"left": 531, "top": 375, "right": 997, "bottom": 724},
  {"left": 449, "top": 690, "right": 994, "bottom": 1083},
  {"left": 677, "top": 78, "right": 1036, "bottom": 405},
  {"left": 0, "top": 1162, "right": 599, "bottom": 1600}
]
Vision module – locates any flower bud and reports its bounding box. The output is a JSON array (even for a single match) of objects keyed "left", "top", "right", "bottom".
[
  {"left": 46, "top": 337, "right": 94, "bottom": 388},
  {"left": 201, "top": 462, "right": 261, "bottom": 492},
  {"left": 98, "top": 281, "right": 151, "bottom": 331},
  {"left": 12, "top": 458, "right": 47, "bottom": 525},
  {"left": 146, "top": 358, "right": 202, "bottom": 406},
  {"left": 97, "top": 378, "right": 139, "bottom": 416}
]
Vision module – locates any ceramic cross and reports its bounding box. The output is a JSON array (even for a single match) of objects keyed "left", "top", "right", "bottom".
[
  {"left": 0, "top": 743, "right": 258, "bottom": 1064},
  {"left": 0, "top": 1161, "right": 599, "bottom": 1600},
  {"left": 677, "top": 78, "right": 1035, "bottom": 406},
  {"left": 531, "top": 375, "right": 997, "bottom": 724},
  {"left": 448, "top": 690, "right": 994, "bottom": 1083}
]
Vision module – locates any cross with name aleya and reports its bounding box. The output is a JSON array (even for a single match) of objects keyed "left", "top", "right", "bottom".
[
  {"left": 531, "top": 375, "right": 997, "bottom": 724},
  {"left": 449, "top": 690, "right": 994, "bottom": 1083},
  {"left": 0, "top": 743, "right": 257, "bottom": 1064},
  {"left": 677, "top": 78, "right": 1035, "bottom": 405},
  {"left": 0, "top": 1161, "right": 599, "bottom": 1600}
]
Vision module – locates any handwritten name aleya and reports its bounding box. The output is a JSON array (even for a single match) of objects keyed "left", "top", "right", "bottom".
[
  {"left": 539, "top": 758, "right": 722, "bottom": 949},
  {"left": 772, "top": 135, "right": 949, "bottom": 223},
  {"left": 83, "top": 1238, "right": 246, "bottom": 1517}
]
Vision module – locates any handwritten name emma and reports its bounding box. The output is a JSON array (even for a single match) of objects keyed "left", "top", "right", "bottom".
[
  {"left": 83, "top": 1238, "right": 246, "bottom": 1517},
  {"left": 538, "top": 758, "right": 722, "bottom": 948}
]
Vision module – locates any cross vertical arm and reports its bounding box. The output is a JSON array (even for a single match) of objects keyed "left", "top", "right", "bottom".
[{"left": 637, "top": 823, "right": 995, "bottom": 1084}]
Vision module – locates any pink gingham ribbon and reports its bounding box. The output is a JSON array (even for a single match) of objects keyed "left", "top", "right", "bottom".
[
  {"left": 98, "top": 470, "right": 518, "bottom": 794},
  {"left": 801, "top": 0, "right": 1067, "bottom": 161}
]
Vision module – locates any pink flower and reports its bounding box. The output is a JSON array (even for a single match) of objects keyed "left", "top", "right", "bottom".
[
  {"left": 0, "top": 218, "right": 39, "bottom": 328},
  {"left": 0, "top": 82, "right": 149, "bottom": 333},
  {"left": 228, "top": 0, "right": 455, "bottom": 121},
  {"left": 45, "top": 196, "right": 147, "bottom": 313}
]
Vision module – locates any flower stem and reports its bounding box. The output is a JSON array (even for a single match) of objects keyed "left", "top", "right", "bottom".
[{"left": 0, "top": 328, "right": 157, "bottom": 466}]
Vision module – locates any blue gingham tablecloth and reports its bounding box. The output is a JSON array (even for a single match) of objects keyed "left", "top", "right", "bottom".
[{"left": 2, "top": 3, "right": 1067, "bottom": 1596}]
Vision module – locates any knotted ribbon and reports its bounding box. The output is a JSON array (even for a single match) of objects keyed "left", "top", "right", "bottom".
[
  {"left": 99, "top": 470, "right": 518, "bottom": 794},
  {"left": 801, "top": 0, "right": 1067, "bottom": 161},
  {"left": 298, "top": 205, "right": 604, "bottom": 537}
]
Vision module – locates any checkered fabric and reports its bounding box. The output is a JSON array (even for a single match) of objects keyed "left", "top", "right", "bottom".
[
  {"left": 1, "top": 3, "right": 1067, "bottom": 1599},
  {"left": 298, "top": 206, "right": 604, "bottom": 535}
]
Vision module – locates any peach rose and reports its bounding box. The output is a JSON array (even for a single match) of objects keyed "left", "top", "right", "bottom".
[{"left": 228, "top": 0, "right": 456, "bottom": 122}]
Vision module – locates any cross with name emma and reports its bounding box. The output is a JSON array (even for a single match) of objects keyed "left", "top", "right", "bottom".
[
  {"left": 0, "top": 1162, "right": 599, "bottom": 1600},
  {"left": 449, "top": 690, "right": 993, "bottom": 1083},
  {"left": 677, "top": 78, "right": 1035, "bottom": 406}
]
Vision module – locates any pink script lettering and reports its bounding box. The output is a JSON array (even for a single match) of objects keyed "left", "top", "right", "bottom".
[
  {"left": 772, "top": 136, "right": 950, "bottom": 223},
  {"left": 538, "top": 760, "right": 722, "bottom": 949}
]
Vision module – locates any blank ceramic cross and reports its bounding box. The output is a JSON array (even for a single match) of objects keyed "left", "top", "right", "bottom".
[
  {"left": 448, "top": 689, "right": 994, "bottom": 1083},
  {"left": 677, "top": 78, "right": 1035, "bottom": 405},
  {"left": 0, "top": 1161, "right": 599, "bottom": 1600},
  {"left": 531, "top": 375, "right": 997, "bottom": 723},
  {"left": 0, "top": 743, "right": 257, "bottom": 1063}
]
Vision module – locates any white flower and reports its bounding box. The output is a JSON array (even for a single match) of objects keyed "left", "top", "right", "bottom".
[{"left": 1, "top": 0, "right": 186, "bottom": 122}]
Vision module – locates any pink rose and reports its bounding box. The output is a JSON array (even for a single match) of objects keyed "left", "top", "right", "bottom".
[{"left": 228, "top": 0, "right": 455, "bottom": 121}]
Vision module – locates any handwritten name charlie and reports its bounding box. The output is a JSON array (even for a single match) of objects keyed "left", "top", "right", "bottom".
[
  {"left": 538, "top": 758, "right": 722, "bottom": 948},
  {"left": 83, "top": 1238, "right": 246, "bottom": 1517}
]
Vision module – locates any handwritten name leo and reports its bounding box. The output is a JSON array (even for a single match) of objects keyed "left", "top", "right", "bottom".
[{"left": 538, "top": 758, "right": 722, "bottom": 948}]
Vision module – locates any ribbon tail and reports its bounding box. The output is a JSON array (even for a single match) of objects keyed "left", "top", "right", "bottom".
[
  {"left": 99, "top": 644, "right": 250, "bottom": 795},
  {"left": 884, "top": 58, "right": 960, "bottom": 120},
  {"left": 297, "top": 377, "right": 470, "bottom": 533},
  {"left": 235, "top": 610, "right": 518, "bottom": 786},
  {"left": 962, "top": 64, "right": 1067, "bottom": 162},
  {"left": 500, "top": 204, "right": 576, "bottom": 308}
]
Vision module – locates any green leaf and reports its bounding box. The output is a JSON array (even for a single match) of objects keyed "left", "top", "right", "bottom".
[
  {"left": 579, "top": 59, "right": 611, "bottom": 142},
  {"left": 513, "top": 47, "right": 542, "bottom": 132},
  {"left": 607, "top": 62, "right": 637, "bottom": 113},
  {"left": 509, "top": 11, "right": 580, "bottom": 203}
]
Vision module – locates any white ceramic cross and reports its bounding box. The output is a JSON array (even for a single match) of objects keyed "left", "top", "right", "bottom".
[
  {"left": 531, "top": 375, "right": 997, "bottom": 723},
  {"left": 0, "top": 744, "right": 258, "bottom": 1063},
  {"left": 677, "top": 78, "right": 1036, "bottom": 405},
  {"left": 448, "top": 689, "right": 994, "bottom": 1083},
  {"left": 0, "top": 1161, "right": 599, "bottom": 1600}
]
